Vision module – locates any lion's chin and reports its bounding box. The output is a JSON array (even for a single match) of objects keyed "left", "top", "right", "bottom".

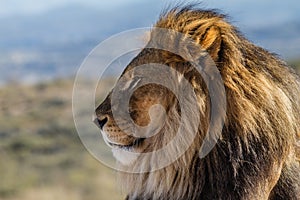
[
  {"left": 112, "top": 148, "right": 141, "bottom": 166},
  {"left": 102, "top": 133, "right": 145, "bottom": 165}
]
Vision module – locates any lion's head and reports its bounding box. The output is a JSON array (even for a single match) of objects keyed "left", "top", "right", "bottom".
[
  {"left": 95, "top": 5, "right": 300, "bottom": 200},
  {"left": 95, "top": 47, "right": 208, "bottom": 166}
]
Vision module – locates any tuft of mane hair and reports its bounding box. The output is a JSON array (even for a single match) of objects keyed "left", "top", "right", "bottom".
[{"left": 116, "top": 5, "right": 300, "bottom": 200}]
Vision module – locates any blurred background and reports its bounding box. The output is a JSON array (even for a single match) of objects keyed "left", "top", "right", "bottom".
[{"left": 0, "top": 0, "right": 299, "bottom": 200}]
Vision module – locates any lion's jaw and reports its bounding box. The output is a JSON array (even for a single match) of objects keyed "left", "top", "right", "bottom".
[{"left": 99, "top": 125, "right": 146, "bottom": 166}]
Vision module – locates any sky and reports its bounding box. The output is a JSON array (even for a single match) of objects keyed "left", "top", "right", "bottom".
[
  {"left": 1, "top": 0, "right": 300, "bottom": 19},
  {"left": 0, "top": 0, "right": 141, "bottom": 17},
  {"left": 0, "top": 0, "right": 299, "bottom": 29},
  {"left": 0, "top": 0, "right": 299, "bottom": 84}
]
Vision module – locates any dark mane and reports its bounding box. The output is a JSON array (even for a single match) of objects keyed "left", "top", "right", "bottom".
[{"left": 96, "top": 4, "right": 300, "bottom": 200}]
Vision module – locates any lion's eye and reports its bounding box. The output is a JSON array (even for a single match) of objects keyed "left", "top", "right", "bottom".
[
  {"left": 122, "top": 77, "right": 142, "bottom": 91},
  {"left": 129, "top": 77, "right": 142, "bottom": 89}
]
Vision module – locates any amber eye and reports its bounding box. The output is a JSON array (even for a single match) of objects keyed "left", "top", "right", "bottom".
[
  {"left": 128, "top": 77, "right": 142, "bottom": 90},
  {"left": 121, "top": 76, "right": 141, "bottom": 91},
  {"left": 129, "top": 77, "right": 142, "bottom": 89}
]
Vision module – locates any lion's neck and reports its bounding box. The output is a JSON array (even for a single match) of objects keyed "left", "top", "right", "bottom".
[{"left": 119, "top": 152, "right": 208, "bottom": 200}]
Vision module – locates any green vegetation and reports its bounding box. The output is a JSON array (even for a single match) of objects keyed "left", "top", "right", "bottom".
[{"left": 0, "top": 79, "right": 124, "bottom": 200}]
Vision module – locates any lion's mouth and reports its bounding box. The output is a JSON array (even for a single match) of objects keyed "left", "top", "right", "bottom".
[{"left": 106, "top": 138, "right": 145, "bottom": 151}]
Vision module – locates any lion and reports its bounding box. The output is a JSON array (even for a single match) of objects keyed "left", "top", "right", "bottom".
[{"left": 95, "top": 5, "right": 300, "bottom": 200}]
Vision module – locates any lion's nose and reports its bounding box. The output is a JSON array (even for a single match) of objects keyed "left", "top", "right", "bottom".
[{"left": 93, "top": 115, "right": 108, "bottom": 129}]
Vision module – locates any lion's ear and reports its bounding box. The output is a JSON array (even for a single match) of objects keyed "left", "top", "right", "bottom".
[{"left": 200, "top": 26, "right": 222, "bottom": 61}]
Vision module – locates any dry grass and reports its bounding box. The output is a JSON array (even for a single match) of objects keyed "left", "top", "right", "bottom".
[
  {"left": 0, "top": 59, "right": 299, "bottom": 200},
  {"left": 0, "top": 78, "right": 124, "bottom": 200}
]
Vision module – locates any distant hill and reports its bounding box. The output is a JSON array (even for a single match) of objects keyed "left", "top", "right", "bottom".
[
  {"left": 0, "top": 2, "right": 163, "bottom": 84},
  {"left": 0, "top": 2, "right": 299, "bottom": 84},
  {"left": 244, "top": 21, "right": 300, "bottom": 59}
]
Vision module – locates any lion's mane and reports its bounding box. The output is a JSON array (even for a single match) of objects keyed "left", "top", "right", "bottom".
[{"left": 116, "top": 5, "right": 300, "bottom": 200}]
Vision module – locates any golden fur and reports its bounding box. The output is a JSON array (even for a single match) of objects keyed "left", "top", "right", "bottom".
[{"left": 96, "top": 5, "right": 300, "bottom": 200}]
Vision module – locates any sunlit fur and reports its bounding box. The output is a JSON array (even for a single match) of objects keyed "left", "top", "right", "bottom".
[{"left": 96, "top": 5, "right": 300, "bottom": 200}]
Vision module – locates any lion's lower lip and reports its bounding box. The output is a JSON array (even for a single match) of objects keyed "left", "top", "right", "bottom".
[
  {"left": 108, "top": 138, "right": 145, "bottom": 151},
  {"left": 108, "top": 142, "right": 133, "bottom": 150}
]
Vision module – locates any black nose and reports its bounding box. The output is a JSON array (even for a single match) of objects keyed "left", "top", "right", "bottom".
[{"left": 94, "top": 116, "right": 108, "bottom": 129}]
